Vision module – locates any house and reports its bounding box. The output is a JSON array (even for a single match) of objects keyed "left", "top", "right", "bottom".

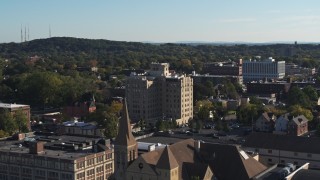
[
  {"left": 255, "top": 112, "right": 276, "bottom": 132},
  {"left": 63, "top": 93, "right": 96, "bottom": 118},
  {"left": 274, "top": 113, "right": 290, "bottom": 134},
  {"left": 0, "top": 103, "right": 31, "bottom": 131},
  {"left": 287, "top": 115, "right": 308, "bottom": 136},
  {"left": 242, "top": 133, "right": 320, "bottom": 169}
]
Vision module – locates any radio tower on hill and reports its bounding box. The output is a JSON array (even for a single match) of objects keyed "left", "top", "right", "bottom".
[
  {"left": 49, "top": 25, "right": 51, "bottom": 38},
  {"left": 20, "top": 24, "right": 23, "bottom": 43}
]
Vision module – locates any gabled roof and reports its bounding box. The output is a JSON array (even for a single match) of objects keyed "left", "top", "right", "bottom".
[
  {"left": 200, "top": 142, "right": 267, "bottom": 180},
  {"left": 291, "top": 115, "right": 309, "bottom": 125},
  {"left": 114, "top": 99, "right": 137, "bottom": 147},
  {"left": 156, "top": 146, "right": 179, "bottom": 170},
  {"left": 184, "top": 162, "right": 212, "bottom": 180},
  {"left": 243, "top": 132, "right": 320, "bottom": 154},
  {"left": 138, "top": 139, "right": 210, "bottom": 179},
  {"left": 260, "top": 112, "right": 275, "bottom": 122}
]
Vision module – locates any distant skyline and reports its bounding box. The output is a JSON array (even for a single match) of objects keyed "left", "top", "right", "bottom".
[{"left": 1, "top": 0, "right": 320, "bottom": 43}]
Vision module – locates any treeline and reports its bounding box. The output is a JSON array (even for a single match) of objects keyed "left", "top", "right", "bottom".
[{"left": 1, "top": 37, "right": 320, "bottom": 76}]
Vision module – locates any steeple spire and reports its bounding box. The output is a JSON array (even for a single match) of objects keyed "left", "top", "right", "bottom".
[{"left": 114, "top": 99, "right": 136, "bottom": 146}]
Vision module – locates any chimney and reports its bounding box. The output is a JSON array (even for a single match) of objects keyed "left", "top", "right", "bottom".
[
  {"left": 194, "top": 140, "right": 201, "bottom": 153},
  {"left": 13, "top": 133, "right": 25, "bottom": 141},
  {"left": 288, "top": 115, "right": 294, "bottom": 121},
  {"left": 29, "top": 141, "right": 44, "bottom": 154},
  {"left": 267, "top": 113, "right": 274, "bottom": 119}
]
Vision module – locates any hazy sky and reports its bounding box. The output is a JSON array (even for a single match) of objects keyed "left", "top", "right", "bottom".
[{"left": 1, "top": 0, "right": 320, "bottom": 43}]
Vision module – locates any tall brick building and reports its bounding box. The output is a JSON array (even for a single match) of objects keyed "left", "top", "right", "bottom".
[{"left": 126, "top": 63, "right": 193, "bottom": 126}]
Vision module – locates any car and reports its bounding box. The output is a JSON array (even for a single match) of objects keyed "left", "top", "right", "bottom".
[{"left": 212, "top": 135, "right": 220, "bottom": 139}]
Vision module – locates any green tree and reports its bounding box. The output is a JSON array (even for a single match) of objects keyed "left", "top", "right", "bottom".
[
  {"left": 196, "top": 100, "right": 213, "bottom": 120},
  {"left": 237, "top": 104, "right": 259, "bottom": 125},
  {"left": 0, "top": 130, "right": 9, "bottom": 138},
  {"left": 14, "top": 109, "right": 29, "bottom": 133},
  {"left": 0, "top": 109, "right": 17, "bottom": 135},
  {"left": 21, "top": 72, "right": 63, "bottom": 106},
  {"left": 289, "top": 105, "right": 313, "bottom": 121},
  {"left": 303, "top": 85, "right": 318, "bottom": 101},
  {"left": 287, "top": 86, "right": 311, "bottom": 107},
  {"left": 102, "top": 114, "right": 119, "bottom": 138}
]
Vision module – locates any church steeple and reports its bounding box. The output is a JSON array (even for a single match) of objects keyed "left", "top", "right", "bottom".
[
  {"left": 114, "top": 99, "right": 137, "bottom": 147},
  {"left": 114, "top": 99, "right": 138, "bottom": 180}
]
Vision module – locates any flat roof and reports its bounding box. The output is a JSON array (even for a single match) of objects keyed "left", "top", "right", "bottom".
[
  {"left": 0, "top": 135, "right": 108, "bottom": 160},
  {"left": 0, "top": 103, "right": 29, "bottom": 109}
]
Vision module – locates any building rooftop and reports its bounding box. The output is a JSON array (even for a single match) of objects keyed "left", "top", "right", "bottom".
[
  {"left": 0, "top": 103, "right": 29, "bottom": 109},
  {"left": 0, "top": 135, "right": 108, "bottom": 160},
  {"left": 243, "top": 133, "right": 320, "bottom": 154},
  {"left": 199, "top": 142, "right": 267, "bottom": 180}
]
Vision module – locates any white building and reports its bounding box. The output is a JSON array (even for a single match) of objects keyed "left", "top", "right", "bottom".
[{"left": 243, "top": 57, "right": 285, "bottom": 82}]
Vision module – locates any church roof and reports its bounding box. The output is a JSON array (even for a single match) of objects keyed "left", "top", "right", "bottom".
[
  {"left": 156, "top": 146, "right": 179, "bottom": 170},
  {"left": 114, "top": 99, "right": 137, "bottom": 147}
]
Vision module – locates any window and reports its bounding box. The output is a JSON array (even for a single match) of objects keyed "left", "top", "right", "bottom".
[
  {"left": 294, "top": 152, "right": 298, "bottom": 156},
  {"left": 268, "top": 149, "right": 272, "bottom": 154},
  {"left": 307, "top": 154, "right": 312, "bottom": 158},
  {"left": 268, "top": 159, "right": 272, "bottom": 162}
]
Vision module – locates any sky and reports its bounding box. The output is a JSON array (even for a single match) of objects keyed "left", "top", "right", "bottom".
[{"left": 1, "top": 0, "right": 320, "bottom": 43}]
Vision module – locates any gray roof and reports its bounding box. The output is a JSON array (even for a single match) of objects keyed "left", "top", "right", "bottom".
[
  {"left": 292, "top": 169, "right": 320, "bottom": 180},
  {"left": 243, "top": 133, "right": 320, "bottom": 154},
  {"left": 200, "top": 142, "right": 267, "bottom": 180},
  {"left": 0, "top": 135, "right": 107, "bottom": 160}
]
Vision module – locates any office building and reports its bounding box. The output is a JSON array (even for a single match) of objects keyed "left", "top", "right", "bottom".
[
  {"left": 0, "top": 135, "right": 114, "bottom": 180},
  {"left": 243, "top": 57, "right": 285, "bottom": 82}
]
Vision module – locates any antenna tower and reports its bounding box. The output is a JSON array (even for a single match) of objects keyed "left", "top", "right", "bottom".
[
  {"left": 21, "top": 24, "right": 23, "bottom": 43},
  {"left": 49, "top": 25, "right": 51, "bottom": 38},
  {"left": 24, "top": 26, "right": 26, "bottom": 42}
]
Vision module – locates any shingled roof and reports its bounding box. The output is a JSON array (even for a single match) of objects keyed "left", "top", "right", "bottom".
[
  {"left": 243, "top": 132, "right": 320, "bottom": 154},
  {"left": 138, "top": 139, "right": 211, "bottom": 179},
  {"left": 156, "top": 146, "right": 179, "bottom": 170},
  {"left": 114, "top": 99, "right": 137, "bottom": 147},
  {"left": 199, "top": 142, "right": 267, "bottom": 180}
]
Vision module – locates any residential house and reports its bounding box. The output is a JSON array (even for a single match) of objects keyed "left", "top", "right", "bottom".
[
  {"left": 255, "top": 112, "right": 276, "bottom": 132},
  {"left": 63, "top": 93, "right": 96, "bottom": 118},
  {"left": 274, "top": 113, "right": 290, "bottom": 134},
  {"left": 287, "top": 115, "right": 308, "bottom": 136}
]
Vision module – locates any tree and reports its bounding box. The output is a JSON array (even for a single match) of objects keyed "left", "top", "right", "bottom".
[
  {"left": 21, "top": 72, "right": 63, "bottom": 106},
  {"left": 14, "top": 109, "right": 29, "bottom": 133},
  {"left": 0, "top": 109, "right": 17, "bottom": 135},
  {"left": 289, "top": 105, "right": 313, "bottom": 121},
  {"left": 195, "top": 100, "right": 213, "bottom": 120},
  {"left": 102, "top": 114, "right": 119, "bottom": 138},
  {"left": 107, "top": 101, "right": 123, "bottom": 115},
  {"left": 237, "top": 104, "right": 259, "bottom": 125},
  {"left": 287, "top": 86, "right": 311, "bottom": 107},
  {"left": 303, "top": 85, "right": 318, "bottom": 101}
]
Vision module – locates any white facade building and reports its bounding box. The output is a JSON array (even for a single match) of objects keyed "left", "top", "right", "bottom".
[{"left": 243, "top": 57, "right": 285, "bottom": 82}]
